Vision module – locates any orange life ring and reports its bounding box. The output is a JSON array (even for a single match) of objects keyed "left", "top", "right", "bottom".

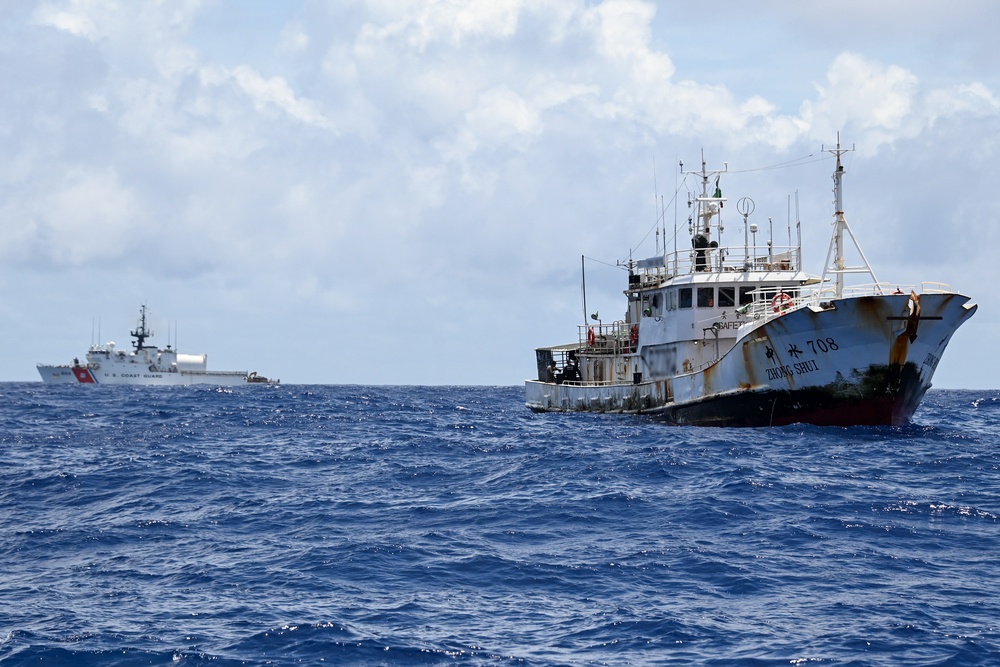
[
  {"left": 630, "top": 325, "right": 639, "bottom": 345},
  {"left": 587, "top": 327, "right": 596, "bottom": 346},
  {"left": 771, "top": 292, "right": 794, "bottom": 313}
]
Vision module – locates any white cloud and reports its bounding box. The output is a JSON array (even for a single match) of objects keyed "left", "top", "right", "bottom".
[
  {"left": 32, "top": 0, "right": 98, "bottom": 38},
  {"left": 33, "top": 0, "right": 203, "bottom": 43},
  {"left": 362, "top": 0, "right": 525, "bottom": 51},
  {"left": 925, "top": 82, "right": 1000, "bottom": 122},
  {"left": 2, "top": 0, "right": 999, "bottom": 386},
  {"left": 278, "top": 20, "right": 309, "bottom": 53},
  {"left": 585, "top": 0, "right": 672, "bottom": 81},
  {"left": 15, "top": 167, "right": 141, "bottom": 265},
  {"left": 229, "top": 65, "right": 332, "bottom": 129},
  {"left": 800, "top": 52, "right": 919, "bottom": 149}
]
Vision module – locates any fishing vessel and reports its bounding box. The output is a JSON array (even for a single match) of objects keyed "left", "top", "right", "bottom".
[
  {"left": 37, "top": 305, "right": 278, "bottom": 386},
  {"left": 525, "top": 142, "right": 976, "bottom": 426}
]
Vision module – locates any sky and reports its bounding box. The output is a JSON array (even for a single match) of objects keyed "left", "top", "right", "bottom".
[{"left": 2, "top": 0, "right": 998, "bottom": 388}]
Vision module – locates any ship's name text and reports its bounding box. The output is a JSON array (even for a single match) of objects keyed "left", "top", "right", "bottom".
[
  {"left": 765, "top": 359, "right": 820, "bottom": 382},
  {"left": 923, "top": 352, "right": 940, "bottom": 370}
]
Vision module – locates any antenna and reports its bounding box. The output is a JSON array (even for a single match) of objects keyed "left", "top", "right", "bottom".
[
  {"left": 737, "top": 196, "right": 755, "bottom": 271},
  {"left": 130, "top": 303, "right": 152, "bottom": 352},
  {"left": 768, "top": 217, "right": 773, "bottom": 265},
  {"left": 794, "top": 190, "right": 799, "bottom": 266},
  {"left": 652, "top": 157, "right": 659, "bottom": 255},
  {"left": 820, "top": 136, "right": 878, "bottom": 297},
  {"left": 674, "top": 161, "right": 680, "bottom": 261}
]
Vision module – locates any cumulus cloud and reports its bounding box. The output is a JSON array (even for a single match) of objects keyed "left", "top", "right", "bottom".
[
  {"left": 2, "top": 0, "right": 998, "bottom": 386},
  {"left": 800, "top": 52, "right": 919, "bottom": 150},
  {"left": 33, "top": 2, "right": 97, "bottom": 38},
  {"left": 925, "top": 82, "right": 1000, "bottom": 122}
]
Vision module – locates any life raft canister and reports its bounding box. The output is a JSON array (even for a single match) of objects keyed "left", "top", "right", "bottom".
[{"left": 771, "top": 292, "right": 794, "bottom": 313}]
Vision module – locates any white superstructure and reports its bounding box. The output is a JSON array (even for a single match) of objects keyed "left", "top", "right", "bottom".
[{"left": 525, "top": 141, "right": 976, "bottom": 426}]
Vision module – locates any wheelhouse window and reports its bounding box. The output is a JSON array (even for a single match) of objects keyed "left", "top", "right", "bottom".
[
  {"left": 719, "top": 286, "right": 735, "bottom": 308},
  {"left": 739, "top": 286, "right": 756, "bottom": 306},
  {"left": 641, "top": 292, "right": 663, "bottom": 318},
  {"left": 697, "top": 287, "right": 715, "bottom": 308},
  {"left": 679, "top": 287, "right": 692, "bottom": 309}
]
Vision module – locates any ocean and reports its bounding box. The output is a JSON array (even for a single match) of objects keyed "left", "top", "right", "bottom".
[{"left": 1, "top": 383, "right": 998, "bottom": 666}]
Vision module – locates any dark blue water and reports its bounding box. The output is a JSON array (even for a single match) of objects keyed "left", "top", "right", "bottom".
[{"left": 1, "top": 384, "right": 998, "bottom": 666}]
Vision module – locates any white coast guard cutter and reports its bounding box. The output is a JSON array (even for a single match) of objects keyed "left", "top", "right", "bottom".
[
  {"left": 525, "top": 142, "right": 976, "bottom": 426},
  {"left": 37, "top": 304, "right": 278, "bottom": 386}
]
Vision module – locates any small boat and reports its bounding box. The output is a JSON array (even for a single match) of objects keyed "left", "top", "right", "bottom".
[
  {"left": 525, "top": 141, "right": 976, "bottom": 426},
  {"left": 37, "top": 304, "right": 279, "bottom": 386}
]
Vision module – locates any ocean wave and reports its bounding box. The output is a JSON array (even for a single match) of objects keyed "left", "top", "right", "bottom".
[{"left": 1, "top": 384, "right": 998, "bottom": 665}]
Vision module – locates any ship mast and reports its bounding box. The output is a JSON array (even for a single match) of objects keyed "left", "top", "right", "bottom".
[
  {"left": 820, "top": 137, "right": 878, "bottom": 298},
  {"left": 681, "top": 153, "right": 727, "bottom": 273},
  {"left": 130, "top": 304, "right": 152, "bottom": 352}
]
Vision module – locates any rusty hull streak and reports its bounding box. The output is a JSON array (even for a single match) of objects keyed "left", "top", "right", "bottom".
[
  {"left": 888, "top": 293, "right": 921, "bottom": 375},
  {"left": 904, "top": 291, "right": 922, "bottom": 343},
  {"left": 738, "top": 333, "right": 771, "bottom": 391}
]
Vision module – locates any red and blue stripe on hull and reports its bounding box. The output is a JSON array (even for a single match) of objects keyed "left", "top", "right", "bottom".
[{"left": 72, "top": 367, "right": 98, "bottom": 383}]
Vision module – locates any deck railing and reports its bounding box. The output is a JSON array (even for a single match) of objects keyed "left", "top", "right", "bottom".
[
  {"left": 814, "top": 281, "right": 954, "bottom": 300},
  {"left": 635, "top": 244, "right": 802, "bottom": 283},
  {"left": 742, "top": 281, "right": 956, "bottom": 324},
  {"left": 577, "top": 321, "right": 636, "bottom": 354}
]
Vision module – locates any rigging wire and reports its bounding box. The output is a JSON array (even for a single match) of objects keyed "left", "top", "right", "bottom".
[
  {"left": 631, "top": 173, "right": 688, "bottom": 256},
  {"left": 629, "top": 151, "right": 835, "bottom": 258},
  {"left": 724, "top": 152, "right": 831, "bottom": 173},
  {"left": 582, "top": 254, "right": 625, "bottom": 270},
  {"left": 588, "top": 151, "right": 836, "bottom": 268}
]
